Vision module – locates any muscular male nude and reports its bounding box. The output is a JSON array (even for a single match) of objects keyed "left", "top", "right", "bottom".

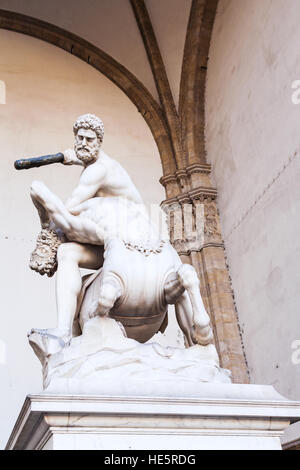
[
  {"left": 30, "top": 114, "right": 149, "bottom": 344},
  {"left": 28, "top": 114, "right": 213, "bottom": 351}
]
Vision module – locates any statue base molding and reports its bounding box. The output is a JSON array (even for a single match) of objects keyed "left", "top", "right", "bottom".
[{"left": 6, "top": 385, "right": 300, "bottom": 450}]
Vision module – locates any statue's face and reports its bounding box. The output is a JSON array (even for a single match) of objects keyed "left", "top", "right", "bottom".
[{"left": 75, "top": 128, "right": 100, "bottom": 164}]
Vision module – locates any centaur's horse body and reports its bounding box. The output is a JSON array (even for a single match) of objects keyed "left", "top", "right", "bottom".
[
  {"left": 78, "top": 239, "right": 175, "bottom": 343},
  {"left": 30, "top": 181, "right": 213, "bottom": 348}
]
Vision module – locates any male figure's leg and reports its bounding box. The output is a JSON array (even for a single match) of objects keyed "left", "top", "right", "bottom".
[{"left": 30, "top": 242, "right": 104, "bottom": 343}]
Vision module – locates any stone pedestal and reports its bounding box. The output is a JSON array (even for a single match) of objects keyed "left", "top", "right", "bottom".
[{"left": 6, "top": 384, "right": 300, "bottom": 450}]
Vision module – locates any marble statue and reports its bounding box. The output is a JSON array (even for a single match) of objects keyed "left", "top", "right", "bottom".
[{"left": 22, "top": 114, "right": 230, "bottom": 392}]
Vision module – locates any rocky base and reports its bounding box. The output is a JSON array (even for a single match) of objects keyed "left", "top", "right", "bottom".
[{"left": 28, "top": 316, "right": 231, "bottom": 395}]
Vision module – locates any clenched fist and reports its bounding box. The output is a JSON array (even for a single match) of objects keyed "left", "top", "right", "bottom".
[{"left": 62, "top": 149, "right": 83, "bottom": 166}]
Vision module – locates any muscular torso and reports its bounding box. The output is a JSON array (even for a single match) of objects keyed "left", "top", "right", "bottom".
[
  {"left": 65, "top": 150, "right": 143, "bottom": 211},
  {"left": 93, "top": 152, "right": 142, "bottom": 203}
]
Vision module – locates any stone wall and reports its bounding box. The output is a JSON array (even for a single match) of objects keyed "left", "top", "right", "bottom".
[{"left": 206, "top": 0, "right": 300, "bottom": 400}]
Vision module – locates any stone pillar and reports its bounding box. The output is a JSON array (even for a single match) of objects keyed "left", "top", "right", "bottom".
[{"left": 161, "top": 164, "right": 249, "bottom": 383}]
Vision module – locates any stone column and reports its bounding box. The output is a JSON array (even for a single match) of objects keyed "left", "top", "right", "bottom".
[{"left": 161, "top": 164, "right": 249, "bottom": 384}]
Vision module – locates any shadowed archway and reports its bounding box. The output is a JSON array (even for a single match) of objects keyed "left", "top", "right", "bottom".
[{"left": 0, "top": 8, "right": 176, "bottom": 175}]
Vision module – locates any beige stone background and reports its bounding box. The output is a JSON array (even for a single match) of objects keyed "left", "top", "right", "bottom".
[{"left": 206, "top": 0, "right": 300, "bottom": 399}]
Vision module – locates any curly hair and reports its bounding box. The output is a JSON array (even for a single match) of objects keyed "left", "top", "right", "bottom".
[
  {"left": 73, "top": 114, "right": 104, "bottom": 142},
  {"left": 30, "top": 228, "right": 63, "bottom": 277}
]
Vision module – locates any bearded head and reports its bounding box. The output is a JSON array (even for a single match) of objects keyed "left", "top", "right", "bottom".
[{"left": 73, "top": 114, "right": 104, "bottom": 165}]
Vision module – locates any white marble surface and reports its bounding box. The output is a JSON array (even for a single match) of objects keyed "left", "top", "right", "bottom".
[
  {"left": 37, "top": 432, "right": 284, "bottom": 451},
  {"left": 281, "top": 420, "right": 300, "bottom": 449},
  {"left": 35, "top": 316, "right": 230, "bottom": 394},
  {"left": 28, "top": 113, "right": 216, "bottom": 373},
  {"left": 6, "top": 387, "right": 300, "bottom": 450}
]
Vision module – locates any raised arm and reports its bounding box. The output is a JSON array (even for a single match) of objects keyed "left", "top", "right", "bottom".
[
  {"left": 62, "top": 149, "right": 84, "bottom": 167},
  {"left": 65, "top": 163, "right": 106, "bottom": 210}
]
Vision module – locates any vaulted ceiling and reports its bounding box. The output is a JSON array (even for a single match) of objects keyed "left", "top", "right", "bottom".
[{"left": 0, "top": 0, "right": 219, "bottom": 182}]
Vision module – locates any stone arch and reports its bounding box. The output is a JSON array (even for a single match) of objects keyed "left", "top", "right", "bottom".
[
  {"left": 0, "top": 8, "right": 176, "bottom": 175},
  {"left": 179, "top": 0, "right": 219, "bottom": 167}
]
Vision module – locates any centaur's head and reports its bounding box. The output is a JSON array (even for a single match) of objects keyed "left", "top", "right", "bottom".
[{"left": 73, "top": 114, "right": 104, "bottom": 165}]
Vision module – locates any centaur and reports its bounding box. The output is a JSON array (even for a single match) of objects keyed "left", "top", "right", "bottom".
[{"left": 17, "top": 114, "right": 213, "bottom": 353}]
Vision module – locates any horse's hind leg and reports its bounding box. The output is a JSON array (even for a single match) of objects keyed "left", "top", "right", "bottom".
[
  {"left": 174, "top": 291, "right": 195, "bottom": 347},
  {"left": 88, "top": 273, "right": 123, "bottom": 320},
  {"left": 175, "top": 264, "right": 213, "bottom": 346}
]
